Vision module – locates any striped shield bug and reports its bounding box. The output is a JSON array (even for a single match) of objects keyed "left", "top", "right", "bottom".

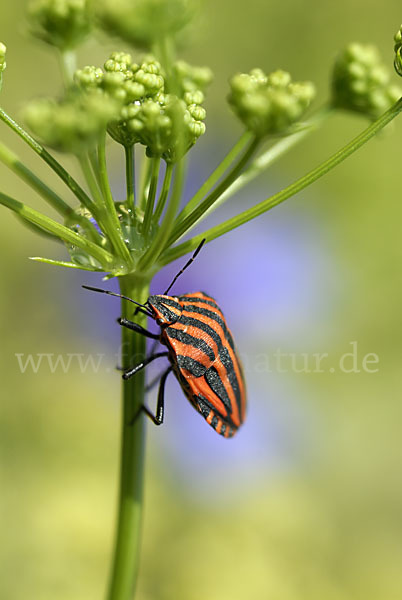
[{"left": 83, "top": 240, "right": 246, "bottom": 437}]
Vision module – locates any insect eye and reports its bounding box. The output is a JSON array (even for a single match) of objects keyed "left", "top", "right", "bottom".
[{"left": 156, "top": 318, "right": 164, "bottom": 325}]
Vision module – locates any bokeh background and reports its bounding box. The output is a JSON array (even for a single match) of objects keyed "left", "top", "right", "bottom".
[{"left": 1, "top": 1, "right": 402, "bottom": 599}]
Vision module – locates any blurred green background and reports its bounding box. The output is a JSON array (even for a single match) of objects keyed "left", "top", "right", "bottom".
[{"left": 1, "top": 1, "right": 402, "bottom": 599}]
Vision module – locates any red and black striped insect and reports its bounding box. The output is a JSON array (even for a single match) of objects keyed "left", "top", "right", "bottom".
[{"left": 83, "top": 241, "right": 246, "bottom": 437}]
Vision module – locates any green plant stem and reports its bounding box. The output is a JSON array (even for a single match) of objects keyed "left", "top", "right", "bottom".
[
  {"left": 0, "top": 191, "right": 113, "bottom": 267},
  {"left": 186, "top": 106, "right": 333, "bottom": 233},
  {"left": 154, "top": 35, "right": 176, "bottom": 93},
  {"left": 142, "top": 156, "right": 160, "bottom": 237},
  {"left": 60, "top": 49, "right": 77, "bottom": 87},
  {"left": 125, "top": 145, "right": 135, "bottom": 209},
  {"left": 79, "top": 154, "right": 104, "bottom": 206},
  {"left": 153, "top": 162, "right": 174, "bottom": 223},
  {"left": 0, "top": 140, "right": 71, "bottom": 215},
  {"left": 0, "top": 141, "right": 102, "bottom": 242},
  {"left": 97, "top": 136, "right": 133, "bottom": 265},
  {"left": 0, "top": 107, "right": 96, "bottom": 212},
  {"left": 138, "top": 155, "right": 153, "bottom": 212},
  {"left": 161, "top": 97, "right": 402, "bottom": 265},
  {"left": 106, "top": 275, "right": 149, "bottom": 600},
  {"left": 167, "top": 134, "right": 260, "bottom": 246},
  {"left": 139, "top": 161, "right": 184, "bottom": 271},
  {"left": 89, "top": 147, "right": 102, "bottom": 188}
]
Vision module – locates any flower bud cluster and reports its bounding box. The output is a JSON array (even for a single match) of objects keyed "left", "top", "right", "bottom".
[
  {"left": 394, "top": 26, "right": 402, "bottom": 76},
  {"left": 332, "top": 43, "right": 401, "bottom": 118},
  {"left": 24, "top": 90, "right": 120, "bottom": 153},
  {"left": 28, "top": 0, "right": 91, "bottom": 50},
  {"left": 76, "top": 53, "right": 209, "bottom": 160},
  {"left": 228, "top": 68, "right": 315, "bottom": 137}
]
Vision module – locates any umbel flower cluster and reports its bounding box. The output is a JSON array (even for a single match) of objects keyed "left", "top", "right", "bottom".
[
  {"left": 228, "top": 68, "right": 316, "bottom": 136},
  {"left": 75, "top": 53, "right": 211, "bottom": 160},
  {"left": 332, "top": 42, "right": 401, "bottom": 118},
  {"left": 0, "top": 0, "right": 400, "bottom": 280}
]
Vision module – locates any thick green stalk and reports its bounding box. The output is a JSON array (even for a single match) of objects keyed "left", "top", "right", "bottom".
[
  {"left": 106, "top": 276, "right": 149, "bottom": 600},
  {"left": 0, "top": 107, "right": 96, "bottom": 212},
  {"left": 161, "top": 97, "right": 402, "bottom": 265},
  {"left": 125, "top": 145, "right": 135, "bottom": 209},
  {"left": 167, "top": 135, "right": 260, "bottom": 246},
  {"left": 175, "top": 131, "right": 253, "bottom": 224}
]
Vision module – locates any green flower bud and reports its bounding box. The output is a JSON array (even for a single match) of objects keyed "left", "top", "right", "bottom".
[
  {"left": 123, "top": 93, "right": 206, "bottom": 161},
  {"left": 187, "top": 103, "right": 206, "bottom": 120},
  {"left": 174, "top": 60, "right": 213, "bottom": 93},
  {"left": 96, "top": 0, "right": 197, "bottom": 49},
  {"left": 394, "top": 25, "right": 402, "bottom": 76},
  {"left": 28, "top": 0, "right": 92, "bottom": 50},
  {"left": 24, "top": 89, "right": 120, "bottom": 153},
  {"left": 332, "top": 43, "right": 402, "bottom": 118},
  {"left": 74, "top": 65, "right": 104, "bottom": 88},
  {"left": 228, "top": 68, "right": 315, "bottom": 137},
  {"left": 0, "top": 42, "right": 6, "bottom": 93},
  {"left": 184, "top": 90, "right": 204, "bottom": 105}
]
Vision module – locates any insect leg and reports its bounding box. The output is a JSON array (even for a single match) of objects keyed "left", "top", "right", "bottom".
[
  {"left": 129, "top": 366, "right": 173, "bottom": 425},
  {"left": 140, "top": 366, "right": 173, "bottom": 425},
  {"left": 122, "top": 351, "right": 169, "bottom": 380},
  {"left": 118, "top": 317, "right": 159, "bottom": 340}
]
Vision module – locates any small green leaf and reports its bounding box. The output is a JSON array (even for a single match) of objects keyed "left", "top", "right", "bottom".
[
  {"left": 0, "top": 192, "right": 113, "bottom": 267},
  {"left": 29, "top": 256, "right": 103, "bottom": 271},
  {"left": 15, "top": 214, "right": 63, "bottom": 241}
]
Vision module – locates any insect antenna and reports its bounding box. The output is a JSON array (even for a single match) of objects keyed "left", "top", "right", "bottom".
[
  {"left": 82, "top": 285, "right": 153, "bottom": 317},
  {"left": 163, "top": 238, "right": 206, "bottom": 296}
]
